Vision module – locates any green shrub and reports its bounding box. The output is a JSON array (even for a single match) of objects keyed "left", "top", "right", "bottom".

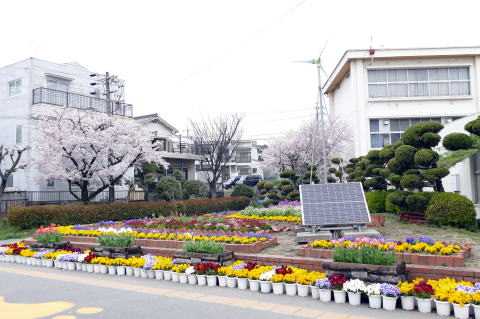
[
  {"left": 281, "top": 184, "right": 294, "bottom": 194},
  {"left": 279, "top": 169, "right": 299, "bottom": 185},
  {"left": 421, "top": 167, "right": 449, "bottom": 182},
  {"left": 182, "top": 241, "right": 225, "bottom": 254},
  {"left": 333, "top": 247, "right": 397, "bottom": 266},
  {"left": 256, "top": 181, "right": 266, "bottom": 190},
  {"left": 395, "top": 145, "right": 417, "bottom": 166},
  {"left": 231, "top": 184, "right": 254, "bottom": 198},
  {"left": 287, "top": 191, "right": 300, "bottom": 201},
  {"left": 331, "top": 157, "right": 342, "bottom": 164},
  {"left": 442, "top": 133, "right": 474, "bottom": 151},
  {"left": 327, "top": 176, "right": 336, "bottom": 183},
  {"left": 379, "top": 147, "right": 395, "bottom": 161},
  {"left": 182, "top": 180, "right": 208, "bottom": 199},
  {"left": 425, "top": 192, "right": 477, "bottom": 230},
  {"left": 405, "top": 194, "right": 429, "bottom": 212},
  {"left": 403, "top": 121, "right": 444, "bottom": 147},
  {"left": 365, "top": 191, "right": 388, "bottom": 213},
  {"left": 387, "top": 158, "right": 403, "bottom": 174},
  {"left": 464, "top": 116, "right": 480, "bottom": 135},
  {"left": 267, "top": 191, "right": 279, "bottom": 200},
  {"left": 414, "top": 149, "right": 439, "bottom": 167},
  {"left": 400, "top": 174, "right": 423, "bottom": 190},
  {"left": 328, "top": 167, "right": 337, "bottom": 174},
  {"left": 421, "top": 132, "right": 441, "bottom": 147},
  {"left": 262, "top": 199, "right": 279, "bottom": 207},
  {"left": 7, "top": 197, "right": 251, "bottom": 229},
  {"left": 258, "top": 195, "right": 265, "bottom": 200},
  {"left": 263, "top": 182, "right": 274, "bottom": 191},
  {"left": 385, "top": 196, "right": 398, "bottom": 213},
  {"left": 279, "top": 179, "right": 291, "bottom": 186},
  {"left": 156, "top": 176, "right": 182, "bottom": 201},
  {"left": 36, "top": 232, "right": 62, "bottom": 244},
  {"left": 97, "top": 234, "right": 135, "bottom": 247}
]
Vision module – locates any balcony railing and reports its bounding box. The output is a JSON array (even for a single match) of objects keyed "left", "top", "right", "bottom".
[{"left": 32, "top": 87, "right": 133, "bottom": 117}]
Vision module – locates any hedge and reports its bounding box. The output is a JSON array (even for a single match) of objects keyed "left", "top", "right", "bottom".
[
  {"left": 7, "top": 196, "right": 251, "bottom": 229},
  {"left": 365, "top": 191, "right": 388, "bottom": 213},
  {"left": 425, "top": 192, "right": 477, "bottom": 231}
]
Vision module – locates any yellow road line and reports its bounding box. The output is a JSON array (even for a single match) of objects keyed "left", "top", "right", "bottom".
[{"left": 0, "top": 266, "right": 373, "bottom": 319}]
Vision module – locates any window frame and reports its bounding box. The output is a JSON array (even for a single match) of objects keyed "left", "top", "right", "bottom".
[{"left": 8, "top": 78, "right": 23, "bottom": 97}]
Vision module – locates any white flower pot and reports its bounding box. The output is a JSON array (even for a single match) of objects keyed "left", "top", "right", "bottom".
[
  {"left": 218, "top": 276, "right": 227, "bottom": 287},
  {"left": 382, "top": 296, "right": 397, "bottom": 311},
  {"left": 41, "top": 259, "right": 46, "bottom": 267},
  {"left": 154, "top": 270, "right": 164, "bottom": 280},
  {"left": 188, "top": 274, "right": 197, "bottom": 285},
  {"left": 147, "top": 270, "right": 155, "bottom": 279},
  {"left": 75, "top": 262, "right": 82, "bottom": 271},
  {"left": 435, "top": 299, "right": 451, "bottom": 317},
  {"left": 226, "top": 277, "right": 237, "bottom": 288},
  {"left": 368, "top": 295, "right": 381, "bottom": 309},
  {"left": 401, "top": 296, "right": 415, "bottom": 311},
  {"left": 297, "top": 284, "right": 310, "bottom": 297},
  {"left": 272, "top": 282, "right": 284, "bottom": 295},
  {"left": 348, "top": 292, "right": 362, "bottom": 306},
  {"left": 140, "top": 269, "right": 148, "bottom": 278},
  {"left": 99, "top": 265, "right": 108, "bottom": 274},
  {"left": 62, "top": 262, "right": 68, "bottom": 270},
  {"left": 333, "top": 290, "right": 346, "bottom": 304},
  {"left": 319, "top": 289, "right": 331, "bottom": 302},
  {"left": 248, "top": 279, "right": 260, "bottom": 291},
  {"left": 116, "top": 266, "right": 126, "bottom": 276},
  {"left": 45, "top": 259, "right": 54, "bottom": 268},
  {"left": 453, "top": 303, "right": 470, "bottom": 319},
  {"left": 87, "top": 264, "right": 94, "bottom": 272},
  {"left": 237, "top": 278, "right": 248, "bottom": 290},
  {"left": 260, "top": 281, "right": 272, "bottom": 293},
  {"left": 125, "top": 266, "right": 134, "bottom": 276},
  {"left": 81, "top": 264, "right": 87, "bottom": 272},
  {"left": 164, "top": 271, "right": 172, "bottom": 281},
  {"left": 36, "top": 259, "right": 42, "bottom": 267},
  {"left": 133, "top": 267, "right": 141, "bottom": 277},
  {"left": 93, "top": 264, "right": 101, "bottom": 273},
  {"left": 285, "top": 283, "right": 297, "bottom": 296},
  {"left": 311, "top": 286, "right": 319, "bottom": 299},
  {"left": 66, "top": 262, "right": 75, "bottom": 271},
  {"left": 197, "top": 275, "right": 207, "bottom": 286},
  {"left": 0, "top": 255, "right": 4, "bottom": 262},
  {"left": 473, "top": 304, "right": 480, "bottom": 319},
  {"left": 26, "top": 257, "right": 32, "bottom": 265},
  {"left": 107, "top": 266, "right": 116, "bottom": 275},
  {"left": 416, "top": 297, "right": 432, "bottom": 313},
  {"left": 206, "top": 275, "right": 217, "bottom": 287},
  {"left": 179, "top": 273, "right": 188, "bottom": 284}
]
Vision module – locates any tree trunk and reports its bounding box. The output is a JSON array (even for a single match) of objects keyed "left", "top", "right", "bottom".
[
  {"left": 435, "top": 179, "right": 445, "bottom": 192},
  {"left": 209, "top": 181, "right": 217, "bottom": 198},
  {"left": 0, "top": 180, "right": 6, "bottom": 202},
  {"left": 81, "top": 183, "right": 90, "bottom": 204}
]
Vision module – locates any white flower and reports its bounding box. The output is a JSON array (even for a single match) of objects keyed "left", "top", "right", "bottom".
[
  {"left": 343, "top": 279, "right": 366, "bottom": 293},
  {"left": 259, "top": 269, "right": 276, "bottom": 281},
  {"left": 185, "top": 266, "right": 195, "bottom": 275},
  {"left": 365, "top": 283, "right": 381, "bottom": 295}
]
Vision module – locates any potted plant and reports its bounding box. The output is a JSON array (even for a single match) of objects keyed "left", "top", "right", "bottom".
[
  {"left": 235, "top": 269, "right": 249, "bottom": 290},
  {"left": 247, "top": 269, "right": 261, "bottom": 292},
  {"left": 163, "top": 261, "right": 173, "bottom": 281},
  {"left": 186, "top": 266, "right": 197, "bottom": 285},
  {"left": 176, "top": 264, "right": 189, "bottom": 284},
  {"left": 259, "top": 269, "right": 275, "bottom": 293},
  {"left": 365, "top": 283, "right": 382, "bottom": 309},
  {"left": 107, "top": 260, "right": 117, "bottom": 275},
  {"left": 205, "top": 263, "right": 220, "bottom": 287},
  {"left": 226, "top": 268, "right": 237, "bottom": 288},
  {"left": 316, "top": 278, "right": 332, "bottom": 302},
  {"left": 194, "top": 263, "right": 214, "bottom": 286},
  {"left": 380, "top": 283, "right": 400, "bottom": 311},
  {"left": 472, "top": 291, "right": 480, "bottom": 319},
  {"left": 296, "top": 274, "right": 311, "bottom": 297},
  {"left": 328, "top": 274, "right": 347, "bottom": 304},
  {"left": 343, "top": 279, "right": 366, "bottom": 306},
  {"left": 217, "top": 267, "right": 228, "bottom": 287},
  {"left": 113, "top": 258, "right": 126, "bottom": 276},
  {"left": 414, "top": 281, "right": 434, "bottom": 313},
  {"left": 434, "top": 286, "right": 452, "bottom": 317},
  {"left": 271, "top": 274, "right": 284, "bottom": 295},
  {"left": 449, "top": 291, "right": 472, "bottom": 319},
  {"left": 398, "top": 281, "right": 415, "bottom": 311}
]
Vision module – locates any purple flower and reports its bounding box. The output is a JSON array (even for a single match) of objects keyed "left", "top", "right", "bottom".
[
  {"left": 406, "top": 237, "right": 415, "bottom": 244},
  {"left": 232, "top": 263, "right": 246, "bottom": 270},
  {"left": 315, "top": 278, "right": 331, "bottom": 289},
  {"left": 380, "top": 283, "right": 400, "bottom": 297},
  {"left": 418, "top": 236, "right": 434, "bottom": 245},
  {"left": 142, "top": 255, "right": 156, "bottom": 270},
  {"left": 456, "top": 284, "right": 475, "bottom": 294},
  {"left": 474, "top": 283, "right": 480, "bottom": 292}
]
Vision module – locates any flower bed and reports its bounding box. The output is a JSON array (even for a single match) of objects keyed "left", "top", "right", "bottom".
[
  {"left": 3, "top": 241, "right": 480, "bottom": 318},
  {"left": 297, "top": 236, "right": 472, "bottom": 267},
  {"left": 206, "top": 204, "right": 302, "bottom": 223}
]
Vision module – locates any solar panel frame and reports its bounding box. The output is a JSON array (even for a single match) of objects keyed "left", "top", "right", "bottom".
[{"left": 299, "top": 182, "right": 371, "bottom": 226}]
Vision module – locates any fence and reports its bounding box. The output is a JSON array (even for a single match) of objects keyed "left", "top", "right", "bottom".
[{"left": 0, "top": 190, "right": 146, "bottom": 216}]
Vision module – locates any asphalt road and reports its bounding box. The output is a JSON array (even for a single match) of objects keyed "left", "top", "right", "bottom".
[{"left": 0, "top": 262, "right": 441, "bottom": 319}]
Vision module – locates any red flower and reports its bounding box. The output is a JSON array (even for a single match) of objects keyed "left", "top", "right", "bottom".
[
  {"left": 328, "top": 273, "right": 347, "bottom": 289},
  {"left": 414, "top": 281, "right": 434, "bottom": 295}
]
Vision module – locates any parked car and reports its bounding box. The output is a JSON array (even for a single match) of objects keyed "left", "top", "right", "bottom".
[
  {"left": 223, "top": 175, "right": 243, "bottom": 189},
  {"left": 236, "top": 175, "right": 262, "bottom": 187}
]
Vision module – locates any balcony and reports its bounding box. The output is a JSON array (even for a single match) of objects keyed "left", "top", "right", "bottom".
[{"left": 32, "top": 87, "right": 133, "bottom": 117}]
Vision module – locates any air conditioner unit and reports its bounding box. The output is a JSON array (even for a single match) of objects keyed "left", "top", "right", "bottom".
[{"left": 383, "top": 120, "right": 389, "bottom": 125}]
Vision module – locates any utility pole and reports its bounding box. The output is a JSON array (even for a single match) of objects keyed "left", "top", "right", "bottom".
[
  {"left": 316, "top": 62, "right": 328, "bottom": 184},
  {"left": 105, "top": 71, "right": 112, "bottom": 116}
]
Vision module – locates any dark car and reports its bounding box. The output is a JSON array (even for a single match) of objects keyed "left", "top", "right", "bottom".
[
  {"left": 236, "top": 175, "right": 262, "bottom": 187},
  {"left": 223, "top": 175, "right": 243, "bottom": 189}
]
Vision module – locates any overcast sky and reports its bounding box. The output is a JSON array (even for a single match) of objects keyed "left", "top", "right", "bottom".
[{"left": 1, "top": 0, "right": 479, "bottom": 141}]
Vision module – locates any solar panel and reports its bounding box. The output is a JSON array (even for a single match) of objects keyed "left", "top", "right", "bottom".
[{"left": 299, "top": 182, "right": 371, "bottom": 226}]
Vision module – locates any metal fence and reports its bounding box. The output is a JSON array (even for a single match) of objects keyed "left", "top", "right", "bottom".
[{"left": 0, "top": 190, "right": 146, "bottom": 216}]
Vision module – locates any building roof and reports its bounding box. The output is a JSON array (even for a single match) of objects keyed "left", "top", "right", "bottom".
[
  {"left": 134, "top": 113, "right": 179, "bottom": 134},
  {"left": 323, "top": 46, "right": 480, "bottom": 94}
]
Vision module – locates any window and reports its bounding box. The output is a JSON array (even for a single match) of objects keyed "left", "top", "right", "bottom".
[
  {"left": 236, "top": 151, "right": 251, "bottom": 163},
  {"left": 8, "top": 79, "right": 22, "bottom": 96},
  {"left": 6, "top": 175, "right": 13, "bottom": 188},
  {"left": 474, "top": 152, "right": 480, "bottom": 203},
  {"left": 47, "top": 179, "right": 55, "bottom": 188},
  {"left": 368, "top": 67, "right": 470, "bottom": 98},
  {"left": 47, "top": 78, "right": 69, "bottom": 91},
  {"left": 15, "top": 125, "right": 22, "bottom": 144}
]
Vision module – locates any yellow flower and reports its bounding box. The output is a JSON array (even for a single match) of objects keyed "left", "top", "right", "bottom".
[
  {"left": 283, "top": 273, "right": 296, "bottom": 284},
  {"left": 235, "top": 269, "right": 249, "bottom": 278},
  {"left": 448, "top": 291, "right": 472, "bottom": 307},
  {"left": 270, "top": 274, "right": 284, "bottom": 283}
]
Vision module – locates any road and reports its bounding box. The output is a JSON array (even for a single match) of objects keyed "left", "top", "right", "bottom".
[{"left": 0, "top": 262, "right": 440, "bottom": 319}]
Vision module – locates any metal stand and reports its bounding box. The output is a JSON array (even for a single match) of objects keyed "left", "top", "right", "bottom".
[{"left": 304, "top": 224, "right": 366, "bottom": 239}]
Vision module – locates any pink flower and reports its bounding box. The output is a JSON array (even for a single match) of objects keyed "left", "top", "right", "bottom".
[{"left": 388, "top": 243, "right": 395, "bottom": 250}]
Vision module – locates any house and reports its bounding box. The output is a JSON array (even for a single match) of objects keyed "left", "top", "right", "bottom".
[
  {"left": 323, "top": 46, "right": 480, "bottom": 160},
  {"left": 134, "top": 113, "right": 201, "bottom": 180},
  {"left": 0, "top": 57, "right": 133, "bottom": 197}
]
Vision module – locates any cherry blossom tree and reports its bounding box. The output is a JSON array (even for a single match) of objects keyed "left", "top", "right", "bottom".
[
  {"left": 0, "top": 145, "right": 28, "bottom": 200},
  {"left": 33, "top": 110, "right": 168, "bottom": 203},
  {"left": 262, "top": 117, "right": 351, "bottom": 176}
]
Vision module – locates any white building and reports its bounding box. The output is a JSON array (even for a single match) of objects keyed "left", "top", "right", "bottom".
[
  {"left": 324, "top": 46, "right": 480, "bottom": 160},
  {"left": 134, "top": 113, "right": 201, "bottom": 180},
  {"left": 0, "top": 57, "right": 133, "bottom": 195}
]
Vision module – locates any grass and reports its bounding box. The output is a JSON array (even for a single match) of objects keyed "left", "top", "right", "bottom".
[{"left": 0, "top": 219, "right": 36, "bottom": 240}]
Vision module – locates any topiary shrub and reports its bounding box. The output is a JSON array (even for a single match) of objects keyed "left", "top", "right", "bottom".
[
  {"left": 426, "top": 192, "right": 477, "bottom": 230},
  {"left": 182, "top": 180, "right": 208, "bottom": 199},
  {"left": 156, "top": 176, "right": 183, "bottom": 201},
  {"left": 263, "top": 199, "right": 279, "bottom": 207},
  {"left": 263, "top": 182, "right": 274, "bottom": 191},
  {"left": 464, "top": 116, "right": 480, "bottom": 135},
  {"left": 385, "top": 196, "right": 398, "bottom": 213},
  {"left": 405, "top": 194, "right": 429, "bottom": 212},
  {"left": 281, "top": 184, "right": 294, "bottom": 194},
  {"left": 387, "top": 191, "right": 412, "bottom": 209},
  {"left": 231, "top": 184, "right": 254, "bottom": 198},
  {"left": 400, "top": 174, "right": 423, "bottom": 190},
  {"left": 267, "top": 191, "right": 279, "bottom": 200},
  {"left": 395, "top": 145, "right": 417, "bottom": 166},
  {"left": 287, "top": 190, "right": 300, "bottom": 201},
  {"left": 442, "top": 133, "right": 474, "bottom": 151},
  {"left": 279, "top": 179, "right": 291, "bottom": 186},
  {"left": 403, "top": 121, "right": 444, "bottom": 147},
  {"left": 421, "top": 167, "right": 449, "bottom": 183},
  {"left": 365, "top": 191, "right": 388, "bottom": 213},
  {"left": 387, "top": 158, "right": 403, "bottom": 174},
  {"left": 414, "top": 149, "right": 439, "bottom": 167},
  {"left": 327, "top": 176, "right": 336, "bottom": 183},
  {"left": 256, "top": 181, "right": 266, "bottom": 190},
  {"left": 421, "top": 132, "right": 441, "bottom": 147},
  {"left": 328, "top": 167, "right": 337, "bottom": 174}
]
